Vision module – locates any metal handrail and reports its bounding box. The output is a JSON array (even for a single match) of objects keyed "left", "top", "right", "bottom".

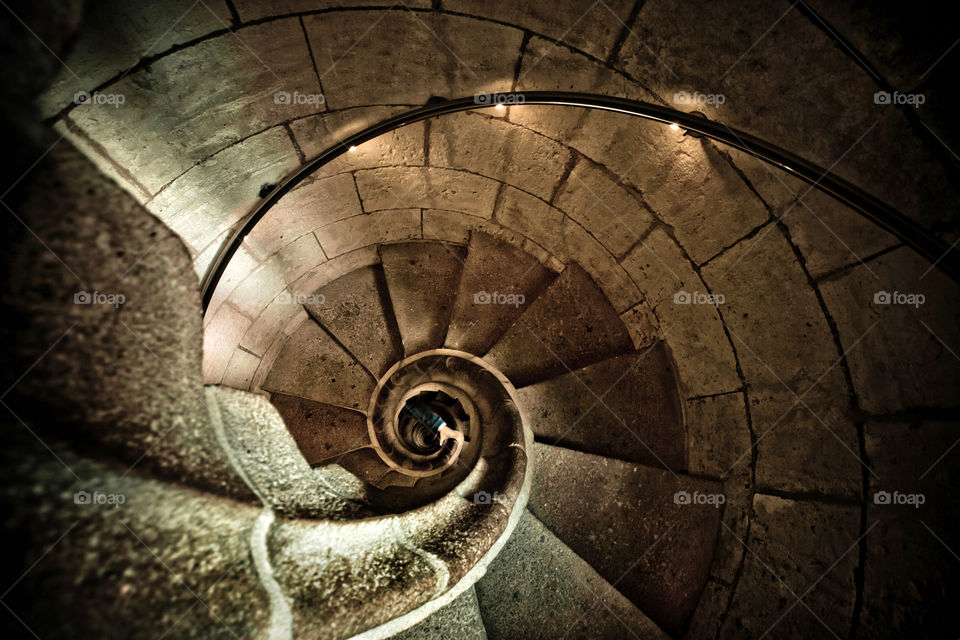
[{"left": 201, "top": 91, "right": 959, "bottom": 312}]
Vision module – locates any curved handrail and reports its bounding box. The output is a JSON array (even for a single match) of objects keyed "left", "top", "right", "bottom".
[{"left": 201, "top": 91, "right": 959, "bottom": 311}]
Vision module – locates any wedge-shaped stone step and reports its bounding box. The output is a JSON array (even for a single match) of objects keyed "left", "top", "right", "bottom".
[
  {"left": 475, "top": 509, "right": 669, "bottom": 640},
  {"left": 381, "top": 242, "right": 466, "bottom": 355},
  {"left": 528, "top": 443, "right": 722, "bottom": 637},
  {"left": 390, "top": 586, "right": 487, "bottom": 639},
  {"left": 261, "top": 319, "right": 374, "bottom": 411},
  {"left": 270, "top": 393, "right": 370, "bottom": 466},
  {"left": 303, "top": 264, "right": 402, "bottom": 378},
  {"left": 445, "top": 231, "right": 555, "bottom": 355},
  {"left": 484, "top": 264, "right": 633, "bottom": 387},
  {"left": 517, "top": 344, "right": 684, "bottom": 469}
]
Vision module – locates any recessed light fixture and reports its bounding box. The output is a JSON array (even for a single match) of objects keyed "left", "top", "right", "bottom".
[
  {"left": 348, "top": 145, "right": 358, "bottom": 151},
  {"left": 669, "top": 123, "right": 680, "bottom": 131},
  {"left": 495, "top": 103, "right": 505, "bottom": 111}
]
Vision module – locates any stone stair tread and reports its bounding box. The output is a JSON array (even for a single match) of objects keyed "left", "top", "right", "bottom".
[
  {"left": 528, "top": 442, "right": 722, "bottom": 637},
  {"left": 445, "top": 231, "right": 556, "bottom": 356},
  {"left": 484, "top": 264, "right": 633, "bottom": 388},
  {"left": 475, "top": 509, "right": 670, "bottom": 640},
  {"left": 261, "top": 319, "right": 375, "bottom": 411},
  {"left": 269, "top": 392, "right": 371, "bottom": 466},
  {"left": 304, "top": 264, "right": 403, "bottom": 379},
  {"left": 517, "top": 344, "right": 684, "bottom": 469},
  {"left": 389, "top": 586, "right": 488, "bottom": 639},
  {"left": 380, "top": 242, "right": 467, "bottom": 356}
]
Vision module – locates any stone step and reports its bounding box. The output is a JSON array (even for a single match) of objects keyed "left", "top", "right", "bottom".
[
  {"left": 269, "top": 392, "right": 371, "bottom": 466},
  {"left": 528, "top": 442, "right": 723, "bottom": 637},
  {"left": 389, "top": 587, "right": 488, "bottom": 639},
  {"left": 474, "top": 509, "right": 670, "bottom": 640},
  {"left": 484, "top": 263, "right": 634, "bottom": 388},
  {"left": 303, "top": 264, "right": 403, "bottom": 379},
  {"left": 261, "top": 317, "right": 375, "bottom": 412},
  {"left": 445, "top": 231, "right": 556, "bottom": 356},
  {"left": 380, "top": 242, "right": 467, "bottom": 356},
  {"left": 516, "top": 344, "right": 684, "bottom": 469}
]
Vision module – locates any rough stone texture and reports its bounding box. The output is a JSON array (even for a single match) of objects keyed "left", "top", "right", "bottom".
[
  {"left": 445, "top": 231, "right": 556, "bottom": 356},
  {"left": 211, "top": 386, "right": 371, "bottom": 519},
  {"left": 485, "top": 264, "right": 634, "bottom": 387},
  {"left": 620, "top": 228, "right": 741, "bottom": 396},
  {"left": 204, "top": 302, "right": 254, "bottom": 384},
  {"left": 67, "top": 18, "right": 321, "bottom": 194},
  {"left": 618, "top": 0, "right": 958, "bottom": 231},
  {"left": 818, "top": 247, "right": 960, "bottom": 414},
  {"left": 235, "top": 0, "right": 431, "bottom": 22},
  {"left": 239, "top": 292, "right": 306, "bottom": 357},
  {"left": 356, "top": 166, "right": 500, "bottom": 217},
  {"left": 518, "top": 346, "right": 684, "bottom": 469},
  {"left": 423, "top": 208, "right": 495, "bottom": 244},
  {"left": 269, "top": 518, "right": 444, "bottom": 639},
  {"left": 304, "top": 265, "right": 402, "bottom": 378},
  {"left": 529, "top": 443, "right": 722, "bottom": 637},
  {"left": 222, "top": 346, "right": 262, "bottom": 390},
  {"left": 148, "top": 126, "right": 300, "bottom": 262},
  {"left": 38, "top": 0, "right": 233, "bottom": 118},
  {"left": 0, "top": 442, "right": 269, "bottom": 639},
  {"left": 291, "top": 106, "right": 416, "bottom": 162},
  {"left": 271, "top": 392, "right": 371, "bottom": 466},
  {"left": 262, "top": 318, "right": 375, "bottom": 411},
  {"left": 475, "top": 510, "right": 670, "bottom": 640},
  {"left": 391, "top": 587, "right": 487, "bottom": 640},
  {"left": 553, "top": 156, "right": 655, "bottom": 259},
  {"left": 447, "top": 0, "right": 635, "bottom": 62},
  {"left": 702, "top": 226, "right": 860, "bottom": 498},
  {"left": 248, "top": 172, "right": 362, "bottom": 256},
  {"left": 720, "top": 494, "right": 859, "bottom": 640},
  {"left": 861, "top": 419, "right": 960, "bottom": 639},
  {"left": 493, "top": 186, "right": 564, "bottom": 253},
  {"left": 2, "top": 140, "right": 253, "bottom": 501},
  {"left": 380, "top": 242, "right": 466, "bottom": 355},
  {"left": 317, "top": 209, "right": 423, "bottom": 257},
  {"left": 303, "top": 12, "right": 521, "bottom": 110},
  {"left": 683, "top": 391, "right": 751, "bottom": 478},
  {"left": 556, "top": 218, "right": 644, "bottom": 312},
  {"left": 430, "top": 112, "right": 572, "bottom": 201}
]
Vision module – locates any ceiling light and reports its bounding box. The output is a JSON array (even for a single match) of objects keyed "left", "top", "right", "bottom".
[
  {"left": 669, "top": 123, "right": 680, "bottom": 131},
  {"left": 495, "top": 103, "right": 505, "bottom": 111},
  {"left": 348, "top": 145, "right": 358, "bottom": 151}
]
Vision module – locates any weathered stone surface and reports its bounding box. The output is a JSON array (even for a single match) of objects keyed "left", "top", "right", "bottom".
[
  {"left": 356, "top": 166, "right": 500, "bottom": 217},
  {"left": 486, "top": 264, "right": 634, "bottom": 387},
  {"left": 818, "top": 247, "right": 960, "bottom": 414},
  {"left": 270, "top": 393, "right": 370, "bottom": 466},
  {"left": 3, "top": 140, "right": 253, "bottom": 500},
  {"left": 445, "top": 231, "right": 556, "bottom": 355},
  {"left": 303, "top": 12, "right": 521, "bottom": 109},
  {"left": 719, "top": 494, "right": 859, "bottom": 640},
  {"left": 235, "top": 0, "right": 430, "bottom": 22},
  {"left": 861, "top": 419, "right": 960, "bottom": 639},
  {"left": 148, "top": 126, "right": 300, "bottom": 260},
  {"left": 380, "top": 242, "right": 466, "bottom": 355},
  {"left": 206, "top": 244, "right": 261, "bottom": 322},
  {"left": 556, "top": 216, "right": 643, "bottom": 312},
  {"left": 475, "top": 509, "right": 670, "bottom": 640},
  {"left": 423, "top": 208, "right": 494, "bottom": 244},
  {"left": 702, "top": 225, "right": 860, "bottom": 497},
  {"left": 247, "top": 172, "right": 362, "bottom": 256},
  {"left": 0, "top": 444, "right": 269, "bottom": 639},
  {"left": 269, "top": 519, "right": 444, "bottom": 639},
  {"left": 619, "top": 0, "right": 958, "bottom": 230},
  {"left": 222, "top": 346, "right": 262, "bottom": 391},
  {"left": 274, "top": 232, "right": 325, "bottom": 283},
  {"left": 392, "top": 587, "right": 487, "bottom": 640},
  {"left": 528, "top": 443, "right": 722, "bottom": 637},
  {"left": 431, "top": 112, "right": 572, "bottom": 201},
  {"left": 684, "top": 579, "right": 732, "bottom": 640},
  {"left": 684, "top": 391, "right": 751, "bottom": 478},
  {"left": 317, "top": 209, "right": 423, "bottom": 257},
  {"left": 288, "top": 245, "right": 380, "bottom": 297},
  {"left": 67, "top": 18, "right": 321, "bottom": 193},
  {"left": 493, "top": 186, "right": 564, "bottom": 253},
  {"left": 305, "top": 120, "right": 426, "bottom": 177},
  {"left": 553, "top": 156, "right": 655, "bottom": 258},
  {"left": 621, "top": 228, "right": 741, "bottom": 396},
  {"left": 211, "top": 386, "right": 371, "bottom": 518},
  {"left": 39, "top": 0, "right": 232, "bottom": 117},
  {"left": 262, "top": 318, "right": 375, "bottom": 410},
  {"left": 518, "top": 346, "right": 684, "bottom": 469},
  {"left": 204, "top": 303, "right": 253, "bottom": 384},
  {"left": 239, "top": 292, "right": 305, "bottom": 357},
  {"left": 304, "top": 265, "right": 402, "bottom": 377}
]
